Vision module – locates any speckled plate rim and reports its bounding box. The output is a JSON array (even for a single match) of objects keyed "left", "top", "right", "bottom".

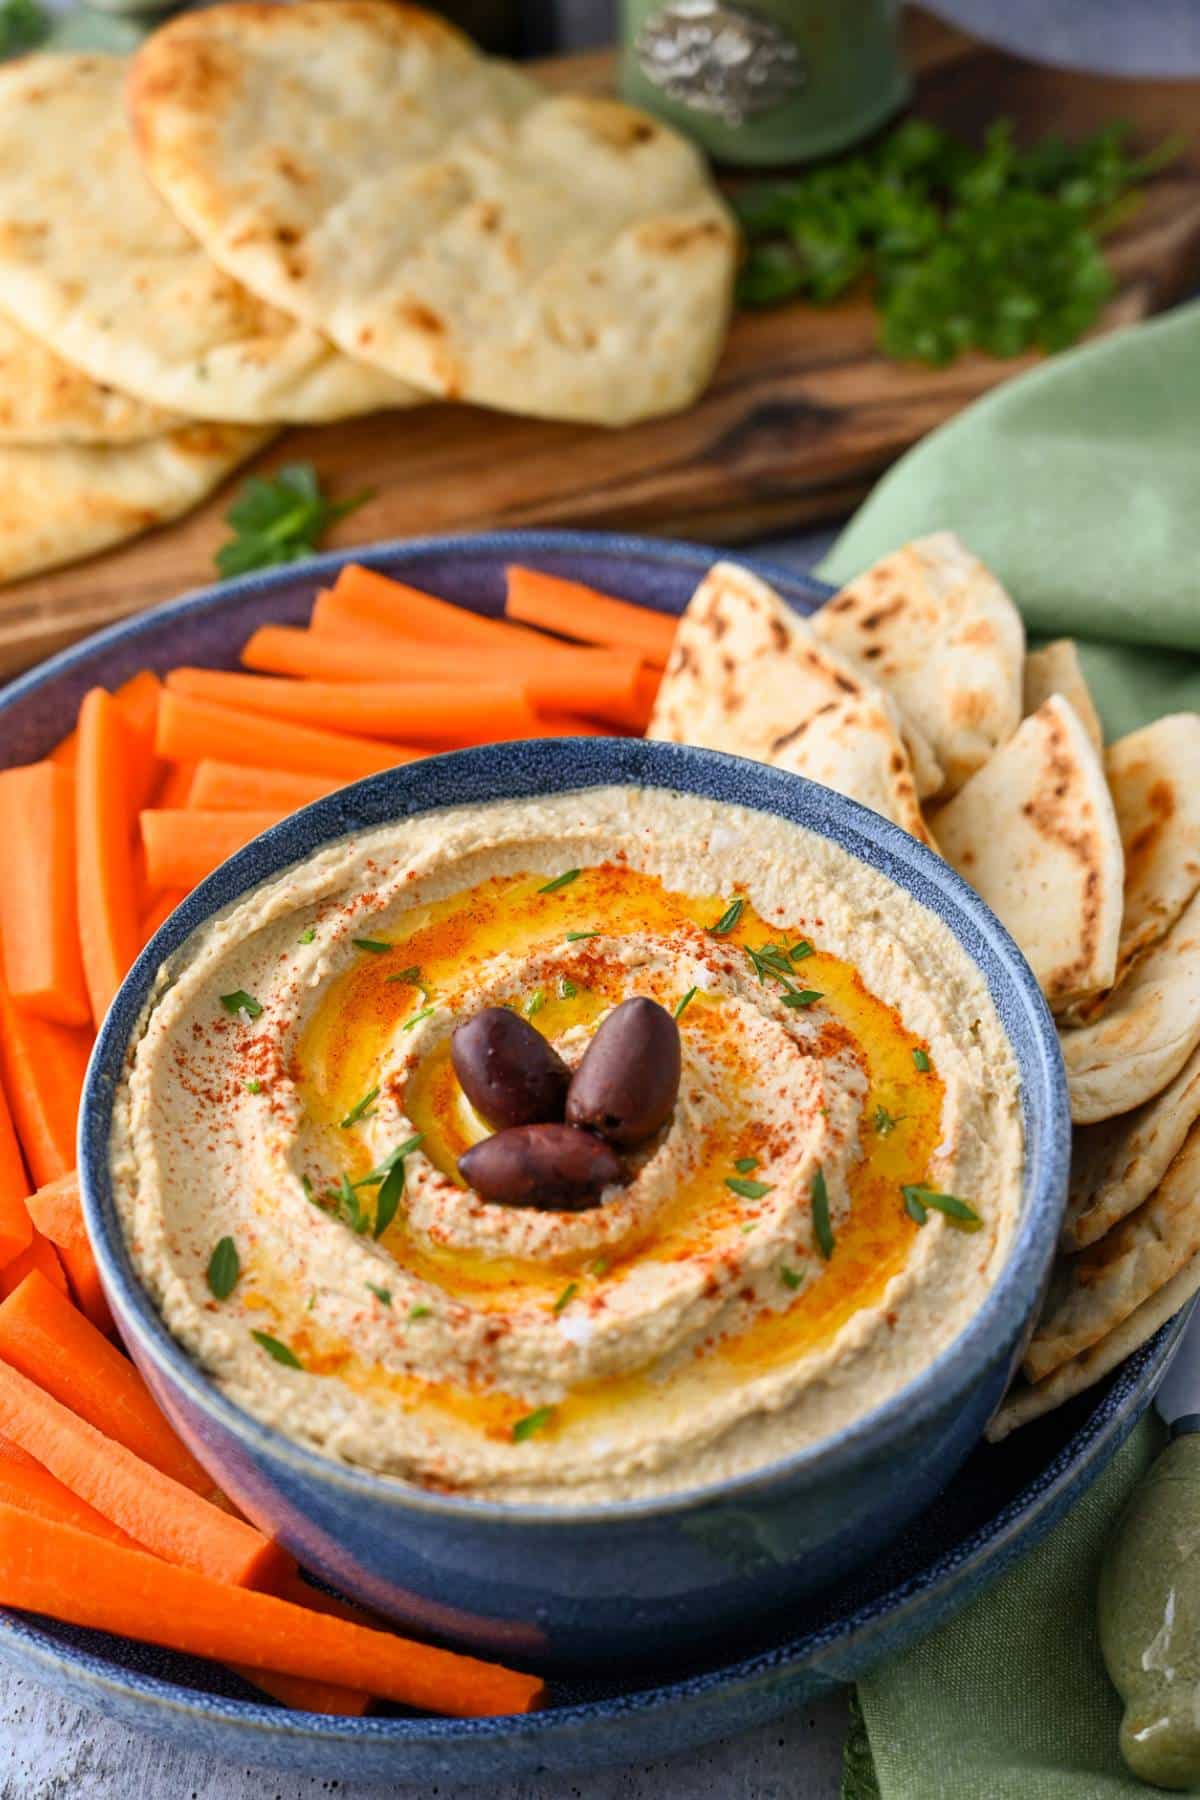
[{"left": 0, "top": 528, "right": 1179, "bottom": 1779}]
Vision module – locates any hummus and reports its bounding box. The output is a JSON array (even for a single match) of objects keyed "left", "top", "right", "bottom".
[{"left": 111, "top": 786, "right": 1023, "bottom": 1504}]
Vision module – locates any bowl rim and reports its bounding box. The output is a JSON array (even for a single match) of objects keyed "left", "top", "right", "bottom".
[{"left": 80, "top": 721, "right": 1070, "bottom": 1527}]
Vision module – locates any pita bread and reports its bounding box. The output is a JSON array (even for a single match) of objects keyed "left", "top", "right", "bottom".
[
  {"left": 0, "top": 424, "right": 269, "bottom": 585},
  {"left": 0, "top": 308, "right": 179, "bottom": 446},
  {"left": 1061, "top": 887, "right": 1200, "bottom": 1125},
  {"left": 1023, "top": 1120, "right": 1200, "bottom": 1383},
  {"left": 648, "top": 562, "right": 934, "bottom": 845},
  {"left": 0, "top": 55, "right": 415, "bottom": 425},
  {"left": 986, "top": 1248, "right": 1200, "bottom": 1441},
  {"left": 1023, "top": 639, "right": 1103, "bottom": 754},
  {"left": 814, "top": 533, "right": 1024, "bottom": 796},
  {"left": 931, "top": 696, "right": 1124, "bottom": 1012},
  {"left": 1106, "top": 714, "right": 1200, "bottom": 987},
  {"left": 128, "top": 2, "right": 737, "bottom": 426},
  {"left": 1064, "top": 1041, "right": 1200, "bottom": 1251}
]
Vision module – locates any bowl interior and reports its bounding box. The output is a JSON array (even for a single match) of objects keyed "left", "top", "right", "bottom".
[{"left": 79, "top": 729, "right": 1070, "bottom": 1521}]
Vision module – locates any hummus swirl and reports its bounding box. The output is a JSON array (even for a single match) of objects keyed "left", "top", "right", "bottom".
[{"left": 112, "top": 787, "right": 1023, "bottom": 1504}]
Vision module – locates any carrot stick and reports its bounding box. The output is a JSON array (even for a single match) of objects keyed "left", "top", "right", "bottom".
[
  {"left": 24, "top": 1174, "right": 113, "bottom": 1336},
  {"left": 0, "top": 1064, "right": 31, "bottom": 1270},
  {"left": 165, "top": 668, "right": 540, "bottom": 746},
  {"left": 327, "top": 564, "right": 514, "bottom": 650},
  {"left": 157, "top": 692, "right": 424, "bottom": 781},
  {"left": 506, "top": 566, "right": 678, "bottom": 668},
  {"left": 139, "top": 887, "right": 187, "bottom": 945},
  {"left": 0, "top": 1234, "right": 66, "bottom": 1301},
  {"left": 0, "top": 1266, "right": 218, "bottom": 1497},
  {"left": 0, "top": 1505, "right": 544, "bottom": 1717},
  {"left": 113, "top": 671, "right": 163, "bottom": 812},
  {"left": 0, "top": 963, "right": 90, "bottom": 1187},
  {"left": 141, "top": 809, "right": 286, "bottom": 891},
  {"left": 154, "top": 759, "right": 198, "bottom": 809},
  {"left": 49, "top": 730, "right": 77, "bottom": 771},
  {"left": 188, "top": 761, "right": 342, "bottom": 812},
  {"left": 75, "top": 687, "right": 142, "bottom": 1028},
  {"left": 242, "top": 623, "right": 646, "bottom": 728},
  {"left": 0, "top": 1428, "right": 139, "bottom": 1547},
  {"left": 0, "top": 764, "right": 91, "bottom": 1028},
  {"left": 0, "top": 1358, "right": 292, "bottom": 1588}
]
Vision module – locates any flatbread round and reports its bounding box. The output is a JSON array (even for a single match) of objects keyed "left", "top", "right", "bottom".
[
  {"left": 0, "top": 424, "right": 269, "bottom": 585},
  {"left": 932, "top": 695, "right": 1124, "bottom": 1013},
  {"left": 128, "top": 1, "right": 737, "bottom": 425},
  {"left": 0, "top": 54, "right": 416, "bottom": 425},
  {"left": 648, "top": 561, "right": 934, "bottom": 844},
  {"left": 0, "top": 308, "right": 179, "bottom": 446},
  {"left": 1022, "top": 639, "right": 1103, "bottom": 754},
  {"left": 1106, "top": 713, "right": 1200, "bottom": 988},
  {"left": 814, "top": 532, "right": 1024, "bottom": 797},
  {"left": 1065, "top": 1040, "right": 1200, "bottom": 1251}
]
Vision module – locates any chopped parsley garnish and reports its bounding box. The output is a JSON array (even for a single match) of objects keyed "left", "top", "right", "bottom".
[
  {"left": 873, "top": 1105, "right": 902, "bottom": 1136},
  {"left": 409, "top": 1304, "right": 432, "bottom": 1322},
  {"left": 329, "top": 1171, "right": 369, "bottom": 1234},
  {"left": 340, "top": 1086, "right": 380, "bottom": 1129},
  {"left": 525, "top": 989, "right": 547, "bottom": 1018},
  {"left": 558, "top": 977, "right": 577, "bottom": 1000},
  {"left": 299, "top": 926, "right": 316, "bottom": 944},
  {"left": 366, "top": 1283, "right": 392, "bottom": 1307},
  {"left": 811, "top": 1165, "right": 835, "bottom": 1259},
  {"left": 373, "top": 1157, "right": 407, "bottom": 1240},
  {"left": 789, "top": 940, "right": 815, "bottom": 961},
  {"left": 553, "top": 1281, "right": 578, "bottom": 1314},
  {"left": 539, "top": 869, "right": 581, "bottom": 894},
  {"left": 709, "top": 897, "right": 744, "bottom": 937},
  {"left": 734, "top": 1156, "right": 758, "bottom": 1174},
  {"left": 589, "top": 1256, "right": 609, "bottom": 1276},
  {"left": 0, "top": 0, "right": 48, "bottom": 58},
  {"left": 780, "top": 1265, "right": 803, "bottom": 1291},
  {"left": 781, "top": 989, "right": 823, "bottom": 1009},
  {"left": 244, "top": 1079, "right": 262, "bottom": 1095},
  {"left": 206, "top": 1236, "right": 240, "bottom": 1301},
  {"left": 565, "top": 930, "right": 600, "bottom": 942},
  {"left": 674, "top": 986, "right": 698, "bottom": 1020},
  {"left": 912, "top": 1048, "right": 932, "bottom": 1072},
  {"left": 726, "top": 1175, "right": 772, "bottom": 1200},
  {"left": 512, "top": 1405, "right": 555, "bottom": 1443},
  {"left": 386, "top": 964, "right": 429, "bottom": 995},
  {"left": 902, "top": 1186, "right": 982, "bottom": 1231},
  {"left": 220, "top": 989, "right": 262, "bottom": 1020},
  {"left": 251, "top": 1330, "right": 303, "bottom": 1369},
  {"left": 216, "top": 463, "right": 372, "bottom": 578},
  {"left": 356, "top": 1134, "right": 423, "bottom": 1187},
  {"left": 353, "top": 938, "right": 392, "bottom": 954},
  {"left": 301, "top": 1173, "right": 317, "bottom": 1203},
  {"left": 746, "top": 940, "right": 821, "bottom": 1007},
  {"left": 402, "top": 1005, "right": 436, "bottom": 1032}
]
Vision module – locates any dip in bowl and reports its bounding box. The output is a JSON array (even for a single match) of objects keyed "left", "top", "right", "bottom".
[{"left": 83, "top": 737, "right": 1067, "bottom": 1666}]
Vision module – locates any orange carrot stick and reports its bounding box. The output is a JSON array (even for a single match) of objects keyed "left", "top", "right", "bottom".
[
  {"left": 154, "top": 759, "right": 198, "bottom": 809},
  {"left": 0, "top": 763, "right": 91, "bottom": 1028},
  {"left": 49, "top": 730, "right": 77, "bottom": 771},
  {"left": 139, "top": 887, "right": 187, "bottom": 945},
  {"left": 0, "top": 1267, "right": 217, "bottom": 1496},
  {"left": 157, "top": 692, "right": 424, "bottom": 781},
  {"left": 0, "top": 1430, "right": 140, "bottom": 1546},
  {"left": 0, "top": 1505, "right": 544, "bottom": 1717},
  {"left": 75, "top": 687, "right": 142, "bottom": 1028},
  {"left": 0, "top": 1358, "right": 292, "bottom": 1588},
  {"left": 0, "top": 1065, "right": 31, "bottom": 1270},
  {"left": 188, "top": 761, "right": 342, "bottom": 812},
  {"left": 506, "top": 565, "right": 678, "bottom": 668},
  {"left": 0, "top": 963, "right": 90, "bottom": 1188},
  {"left": 24, "top": 1174, "right": 113, "bottom": 1337},
  {"left": 113, "top": 671, "right": 163, "bottom": 812},
  {"left": 141, "top": 809, "right": 286, "bottom": 891},
  {"left": 165, "top": 668, "right": 540, "bottom": 746},
  {"left": 242, "top": 623, "right": 646, "bottom": 728},
  {"left": 327, "top": 564, "right": 513, "bottom": 650},
  {"left": 0, "top": 1234, "right": 66, "bottom": 1301}
]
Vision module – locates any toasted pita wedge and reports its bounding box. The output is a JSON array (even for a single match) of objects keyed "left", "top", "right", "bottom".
[
  {"left": 986, "top": 1248, "right": 1200, "bottom": 1442},
  {"left": 649, "top": 561, "right": 934, "bottom": 845},
  {"left": 1106, "top": 714, "right": 1200, "bottom": 987},
  {"left": 1023, "top": 640, "right": 1103, "bottom": 753},
  {"left": 1024, "top": 1120, "right": 1200, "bottom": 1383},
  {"left": 814, "top": 532, "right": 1023, "bottom": 797},
  {"left": 1065, "top": 1041, "right": 1200, "bottom": 1251},
  {"left": 1061, "top": 887, "right": 1200, "bottom": 1124},
  {"left": 932, "top": 696, "right": 1123, "bottom": 1012}
]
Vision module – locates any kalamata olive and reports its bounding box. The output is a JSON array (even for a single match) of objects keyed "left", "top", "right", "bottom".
[
  {"left": 565, "top": 996, "right": 681, "bottom": 1147},
  {"left": 451, "top": 1006, "right": 570, "bottom": 1131},
  {"left": 458, "top": 1124, "right": 624, "bottom": 1211}
]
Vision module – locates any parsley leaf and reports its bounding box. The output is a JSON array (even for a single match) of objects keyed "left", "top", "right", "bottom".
[
  {"left": 220, "top": 990, "right": 262, "bottom": 1020},
  {"left": 565, "top": 930, "right": 600, "bottom": 943},
  {"left": 366, "top": 1283, "right": 392, "bottom": 1307},
  {"left": 539, "top": 869, "right": 581, "bottom": 894},
  {"left": 299, "top": 926, "right": 317, "bottom": 944},
  {"left": 373, "top": 1157, "right": 407, "bottom": 1239},
  {"left": 902, "top": 1186, "right": 982, "bottom": 1231},
  {"left": 216, "top": 464, "right": 372, "bottom": 578},
  {"left": 206, "top": 1236, "right": 240, "bottom": 1301},
  {"left": 251, "top": 1330, "right": 303, "bottom": 1369},
  {"left": 553, "top": 1281, "right": 578, "bottom": 1314},
  {"left": 873, "top": 1105, "right": 903, "bottom": 1136},
  {"left": 353, "top": 938, "right": 392, "bottom": 954},
  {"left": 709, "top": 897, "right": 744, "bottom": 936},
  {"left": 409, "top": 1304, "right": 432, "bottom": 1322},
  {"left": 811, "top": 1165, "right": 835, "bottom": 1259},
  {"left": 780, "top": 1264, "right": 803, "bottom": 1291},
  {"left": 726, "top": 1175, "right": 772, "bottom": 1200},
  {"left": 674, "top": 986, "right": 698, "bottom": 1020},
  {"left": 912, "top": 1048, "right": 932, "bottom": 1073},
  {"left": 524, "top": 989, "right": 546, "bottom": 1018},
  {"left": 0, "top": 0, "right": 47, "bottom": 57},
  {"left": 512, "top": 1405, "right": 555, "bottom": 1443},
  {"left": 558, "top": 977, "right": 577, "bottom": 1000},
  {"left": 340, "top": 1086, "right": 380, "bottom": 1129},
  {"left": 781, "top": 988, "right": 823, "bottom": 1009},
  {"left": 734, "top": 1155, "right": 758, "bottom": 1174},
  {"left": 402, "top": 1004, "right": 436, "bottom": 1032}
]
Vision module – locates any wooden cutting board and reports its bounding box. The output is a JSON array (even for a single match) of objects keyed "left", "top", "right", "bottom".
[{"left": 5, "top": 4, "right": 1200, "bottom": 676}]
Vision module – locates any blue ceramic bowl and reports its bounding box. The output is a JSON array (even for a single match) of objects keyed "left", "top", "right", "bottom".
[{"left": 79, "top": 714, "right": 1069, "bottom": 1671}]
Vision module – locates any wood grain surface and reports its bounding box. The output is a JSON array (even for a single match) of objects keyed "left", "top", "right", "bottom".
[{"left": 4, "top": 6, "right": 1200, "bottom": 676}]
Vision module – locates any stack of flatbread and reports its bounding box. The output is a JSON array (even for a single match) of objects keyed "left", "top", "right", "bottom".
[
  {"left": 648, "top": 535, "right": 1200, "bottom": 1439},
  {"left": 0, "top": 5, "right": 736, "bottom": 582}
]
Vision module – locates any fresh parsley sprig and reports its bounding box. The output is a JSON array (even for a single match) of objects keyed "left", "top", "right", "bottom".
[
  {"left": 0, "top": 0, "right": 47, "bottom": 57},
  {"left": 216, "top": 464, "right": 372, "bottom": 578}
]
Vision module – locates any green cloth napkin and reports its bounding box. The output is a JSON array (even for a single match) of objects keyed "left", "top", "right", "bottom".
[
  {"left": 821, "top": 300, "right": 1200, "bottom": 1796},
  {"left": 820, "top": 300, "right": 1200, "bottom": 739}
]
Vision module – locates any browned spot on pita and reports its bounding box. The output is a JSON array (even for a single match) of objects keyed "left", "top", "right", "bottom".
[
  {"left": 768, "top": 616, "right": 789, "bottom": 651},
  {"left": 770, "top": 703, "right": 837, "bottom": 755},
  {"left": 1024, "top": 707, "right": 1109, "bottom": 999},
  {"left": 859, "top": 598, "right": 907, "bottom": 632},
  {"left": 960, "top": 618, "right": 997, "bottom": 648},
  {"left": 398, "top": 300, "right": 445, "bottom": 336}
]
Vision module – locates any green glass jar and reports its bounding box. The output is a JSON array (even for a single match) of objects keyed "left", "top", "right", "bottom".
[{"left": 620, "top": 0, "right": 910, "bottom": 166}]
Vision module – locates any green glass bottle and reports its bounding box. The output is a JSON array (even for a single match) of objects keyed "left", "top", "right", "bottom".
[{"left": 620, "top": 0, "right": 910, "bottom": 166}]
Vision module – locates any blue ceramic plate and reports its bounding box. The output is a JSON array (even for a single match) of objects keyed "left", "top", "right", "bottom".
[{"left": 0, "top": 530, "right": 1186, "bottom": 1783}]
